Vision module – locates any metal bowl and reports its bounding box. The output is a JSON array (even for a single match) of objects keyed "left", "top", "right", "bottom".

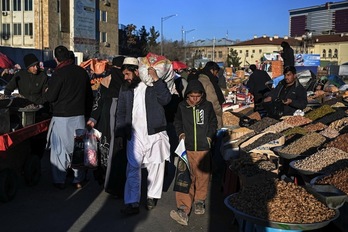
[{"left": 224, "top": 194, "right": 340, "bottom": 231}]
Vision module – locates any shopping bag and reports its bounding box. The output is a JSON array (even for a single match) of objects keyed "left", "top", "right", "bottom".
[
  {"left": 71, "top": 129, "right": 87, "bottom": 168},
  {"left": 173, "top": 158, "right": 192, "bottom": 193},
  {"left": 84, "top": 128, "right": 102, "bottom": 169}
]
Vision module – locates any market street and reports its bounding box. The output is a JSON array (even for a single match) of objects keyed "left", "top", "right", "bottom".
[{"left": 0, "top": 153, "right": 236, "bottom": 232}]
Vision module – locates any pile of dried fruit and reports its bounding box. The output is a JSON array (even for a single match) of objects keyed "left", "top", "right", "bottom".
[
  {"left": 325, "top": 133, "right": 348, "bottom": 153},
  {"left": 315, "top": 167, "right": 348, "bottom": 194},
  {"left": 304, "top": 105, "right": 335, "bottom": 121},
  {"left": 242, "top": 133, "right": 282, "bottom": 152},
  {"left": 229, "top": 179, "right": 336, "bottom": 223},
  {"left": 249, "top": 117, "right": 279, "bottom": 133}
]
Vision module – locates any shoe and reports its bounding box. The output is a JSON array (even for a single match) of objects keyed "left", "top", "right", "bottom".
[
  {"left": 74, "top": 181, "right": 86, "bottom": 189},
  {"left": 121, "top": 204, "right": 140, "bottom": 215},
  {"left": 170, "top": 209, "right": 188, "bottom": 226},
  {"left": 194, "top": 201, "right": 205, "bottom": 215},
  {"left": 146, "top": 198, "right": 157, "bottom": 210},
  {"left": 53, "top": 183, "right": 65, "bottom": 190}
]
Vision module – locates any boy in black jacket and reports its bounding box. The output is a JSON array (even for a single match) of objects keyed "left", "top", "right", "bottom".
[{"left": 170, "top": 79, "right": 217, "bottom": 226}]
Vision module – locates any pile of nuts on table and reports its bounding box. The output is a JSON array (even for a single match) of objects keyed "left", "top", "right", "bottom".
[
  {"left": 229, "top": 179, "right": 336, "bottom": 223},
  {"left": 293, "top": 147, "right": 348, "bottom": 174}
]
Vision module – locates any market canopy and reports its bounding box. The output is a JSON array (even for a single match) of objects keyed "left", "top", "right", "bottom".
[
  {"left": 0, "top": 52, "right": 14, "bottom": 69},
  {"left": 172, "top": 60, "right": 187, "bottom": 70}
]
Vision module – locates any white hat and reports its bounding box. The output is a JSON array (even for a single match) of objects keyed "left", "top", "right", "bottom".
[{"left": 123, "top": 57, "right": 139, "bottom": 66}]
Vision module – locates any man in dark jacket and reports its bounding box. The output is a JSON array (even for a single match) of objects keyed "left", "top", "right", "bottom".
[
  {"left": 263, "top": 66, "right": 307, "bottom": 118},
  {"left": 44, "top": 45, "right": 93, "bottom": 190},
  {"left": 116, "top": 57, "right": 171, "bottom": 215},
  {"left": 5, "top": 53, "right": 48, "bottom": 105},
  {"left": 170, "top": 79, "right": 217, "bottom": 226},
  {"left": 246, "top": 64, "right": 271, "bottom": 114}
]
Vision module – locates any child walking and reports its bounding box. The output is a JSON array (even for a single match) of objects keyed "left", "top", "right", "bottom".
[{"left": 170, "top": 79, "right": 218, "bottom": 225}]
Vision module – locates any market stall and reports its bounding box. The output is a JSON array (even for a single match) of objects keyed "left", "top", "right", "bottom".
[
  {"left": 221, "top": 91, "right": 348, "bottom": 231},
  {"left": 0, "top": 95, "right": 50, "bottom": 202}
]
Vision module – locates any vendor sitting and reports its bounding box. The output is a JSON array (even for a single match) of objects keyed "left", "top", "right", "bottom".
[{"left": 263, "top": 66, "right": 307, "bottom": 119}]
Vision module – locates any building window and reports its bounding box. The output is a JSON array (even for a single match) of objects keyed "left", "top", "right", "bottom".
[
  {"left": 328, "top": 49, "right": 332, "bottom": 58},
  {"left": 239, "top": 50, "right": 242, "bottom": 54},
  {"left": 334, "top": 49, "right": 338, "bottom": 58},
  {"left": 13, "top": 23, "right": 21, "bottom": 35},
  {"left": 2, "top": 0, "right": 10, "bottom": 11},
  {"left": 101, "top": 32, "right": 107, "bottom": 42},
  {"left": 2, "top": 23, "right": 10, "bottom": 35},
  {"left": 25, "top": 0, "right": 33, "bottom": 11},
  {"left": 259, "top": 49, "right": 262, "bottom": 53},
  {"left": 246, "top": 50, "right": 249, "bottom": 57},
  {"left": 322, "top": 49, "right": 326, "bottom": 58},
  {"left": 218, "top": 51, "right": 222, "bottom": 58},
  {"left": 252, "top": 49, "right": 255, "bottom": 53},
  {"left": 208, "top": 54, "right": 211, "bottom": 59},
  {"left": 24, "top": 23, "right": 33, "bottom": 36},
  {"left": 101, "top": 11, "right": 107, "bottom": 22},
  {"left": 13, "top": 0, "right": 21, "bottom": 11}
]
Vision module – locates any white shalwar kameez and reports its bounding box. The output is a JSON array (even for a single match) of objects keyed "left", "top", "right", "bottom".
[{"left": 124, "top": 82, "right": 170, "bottom": 204}]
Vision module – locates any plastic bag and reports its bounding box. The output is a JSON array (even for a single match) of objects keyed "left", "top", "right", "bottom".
[
  {"left": 84, "top": 128, "right": 102, "bottom": 169},
  {"left": 71, "top": 129, "right": 87, "bottom": 168}
]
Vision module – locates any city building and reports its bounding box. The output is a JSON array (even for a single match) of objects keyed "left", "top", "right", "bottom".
[
  {"left": 186, "top": 38, "right": 237, "bottom": 67},
  {"left": 0, "top": 0, "right": 118, "bottom": 63},
  {"left": 289, "top": 1, "right": 348, "bottom": 37}
]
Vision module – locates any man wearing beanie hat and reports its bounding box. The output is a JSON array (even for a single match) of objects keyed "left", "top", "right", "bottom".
[
  {"left": 5, "top": 53, "right": 48, "bottom": 105},
  {"left": 44, "top": 45, "right": 93, "bottom": 189},
  {"left": 115, "top": 56, "right": 171, "bottom": 215}
]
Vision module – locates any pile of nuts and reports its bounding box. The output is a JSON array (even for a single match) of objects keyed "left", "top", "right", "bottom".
[
  {"left": 319, "top": 127, "right": 340, "bottom": 139},
  {"left": 303, "top": 122, "right": 327, "bottom": 132},
  {"left": 325, "top": 133, "right": 348, "bottom": 153},
  {"left": 328, "top": 118, "right": 348, "bottom": 131},
  {"left": 263, "top": 121, "right": 292, "bottom": 133},
  {"left": 283, "top": 115, "right": 312, "bottom": 127},
  {"left": 315, "top": 167, "right": 348, "bottom": 194},
  {"left": 229, "top": 179, "right": 336, "bottom": 223},
  {"left": 279, "top": 132, "right": 326, "bottom": 156},
  {"left": 292, "top": 147, "right": 348, "bottom": 174}
]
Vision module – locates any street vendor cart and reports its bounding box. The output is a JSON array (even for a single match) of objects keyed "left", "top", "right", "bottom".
[{"left": 0, "top": 105, "right": 50, "bottom": 202}]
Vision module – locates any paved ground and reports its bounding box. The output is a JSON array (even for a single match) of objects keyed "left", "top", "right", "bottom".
[{"left": 0, "top": 153, "right": 237, "bottom": 232}]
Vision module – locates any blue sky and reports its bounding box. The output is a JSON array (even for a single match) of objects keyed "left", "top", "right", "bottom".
[{"left": 119, "top": 0, "right": 336, "bottom": 42}]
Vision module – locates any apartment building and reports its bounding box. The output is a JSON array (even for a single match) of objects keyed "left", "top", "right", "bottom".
[{"left": 0, "top": 0, "right": 118, "bottom": 59}]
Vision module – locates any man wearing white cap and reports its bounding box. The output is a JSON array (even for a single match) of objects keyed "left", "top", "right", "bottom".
[{"left": 115, "top": 57, "right": 171, "bottom": 215}]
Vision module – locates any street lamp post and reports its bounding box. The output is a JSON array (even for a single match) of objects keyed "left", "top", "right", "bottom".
[
  {"left": 184, "top": 29, "right": 195, "bottom": 62},
  {"left": 161, "top": 14, "right": 177, "bottom": 56}
]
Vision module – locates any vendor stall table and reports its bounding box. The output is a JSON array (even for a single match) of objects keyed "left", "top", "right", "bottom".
[{"left": 0, "top": 119, "right": 50, "bottom": 202}]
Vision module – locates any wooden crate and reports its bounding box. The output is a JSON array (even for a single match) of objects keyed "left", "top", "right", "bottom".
[{"left": 271, "top": 60, "right": 283, "bottom": 78}]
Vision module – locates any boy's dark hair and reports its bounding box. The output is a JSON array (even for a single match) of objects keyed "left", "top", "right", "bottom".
[
  {"left": 283, "top": 66, "right": 297, "bottom": 75},
  {"left": 54, "top": 45, "right": 70, "bottom": 62},
  {"left": 203, "top": 61, "right": 220, "bottom": 72}
]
